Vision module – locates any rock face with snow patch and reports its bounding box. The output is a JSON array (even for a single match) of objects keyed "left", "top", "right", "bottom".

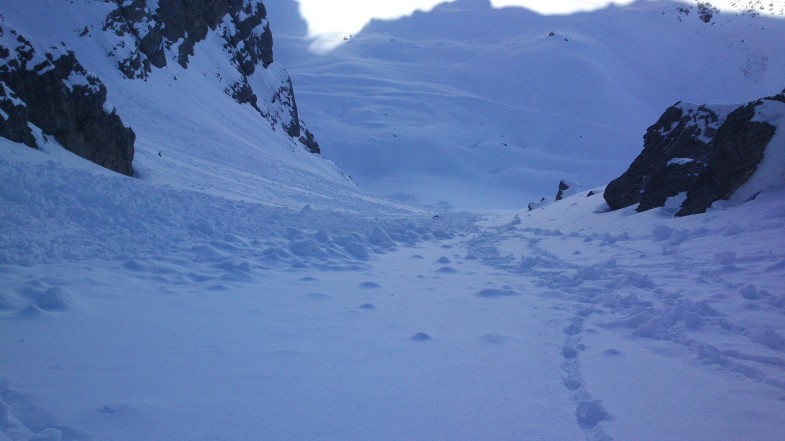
[
  {"left": 0, "top": 23, "right": 136, "bottom": 176},
  {"left": 555, "top": 180, "right": 580, "bottom": 201},
  {"left": 101, "top": 0, "right": 319, "bottom": 153},
  {"left": 604, "top": 92, "right": 783, "bottom": 216},
  {"left": 528, "top": 180, "right": 581, "bottom": 210},
  {"left": 102, "top": 0, "right": 167, "bottom": 78}
]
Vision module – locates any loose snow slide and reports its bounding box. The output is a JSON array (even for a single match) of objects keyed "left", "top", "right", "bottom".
[
  {"left": 2, "top": 136, "right": 785, "bottom": 440},
  {"left": 3, "top": 0, "right": 785, "bottom": 440}
]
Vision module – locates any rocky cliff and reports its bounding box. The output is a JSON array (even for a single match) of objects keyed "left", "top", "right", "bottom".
[
  {"left": 604, "top": 91, "right": 785, "bottom": 216},
  {"left": 101, "top": 0, "right": 319, "bottom": 153},
  {"left": 0, "top": 0, "right": 319, "bottom": 177},
  {"left": 0, "top": 23, "right": 135, "bottom": 176}
]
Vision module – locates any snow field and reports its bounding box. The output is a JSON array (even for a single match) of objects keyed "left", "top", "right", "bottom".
[
  {"left": 1, "top": 246, "right": 583, "bottom": 440},
  {"left": 480, "top": 189, "right": 785, "bottom": 440}
]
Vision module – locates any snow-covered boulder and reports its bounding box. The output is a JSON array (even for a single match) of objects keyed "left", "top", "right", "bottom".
[
  {"left": 0, "top": 23, "right": 136, "bottom": 176},
  {"left": 604, "top": 91, "right": 785, "bottom": 216}
]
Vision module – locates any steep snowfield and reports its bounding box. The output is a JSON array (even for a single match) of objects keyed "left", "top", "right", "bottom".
[
  {"left": 2, "top": 1, "right": 785, "bottom": 440},
  {"left": 272, "top": 0, "right": 785, "bottom": 209}
]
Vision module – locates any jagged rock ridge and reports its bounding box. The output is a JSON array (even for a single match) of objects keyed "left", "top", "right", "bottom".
[
  {"left": 102, "top": 0, "right": 319, "bottom": 153},
  {"left": 604, "top": 91, "right": 784, "bottom": 216}
]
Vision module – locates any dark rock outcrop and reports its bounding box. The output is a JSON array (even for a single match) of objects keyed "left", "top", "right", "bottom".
[
  {"left": 555, "top": 180, "right": 580, "bottom": 201},
  {"left": 103, "top": 0, "right": 272, "bottom": 77},
  {"left": 102, "top": 0, "right": 166, "bottom": 79},
  {"left": 0, "top": 81, "right": 36, "bottom": 147},
  {"left": 528, "top": 180, "right": 581, "bottom": 210},
  {"left": 0, "top": 24, "right": 135, "bottom": 176},
  {"left": 298, "top": 126, "right": 320, "bottom": 154},
  {"left": 150, "top": 0, "right": 274, "bottom": 71},
  {"left": 604, "top": 93, "right": 784, "bottom": 216}
]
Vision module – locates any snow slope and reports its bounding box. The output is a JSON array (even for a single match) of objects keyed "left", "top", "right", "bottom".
[
  {"left": 271, "top": 0, "right": 785, "bottom": 209},
  {"left": 2, "top": 1, "right": 785, "bottom": 440},
  {"left": 2, "top": 137, "right": 785, "bottom": 440}
]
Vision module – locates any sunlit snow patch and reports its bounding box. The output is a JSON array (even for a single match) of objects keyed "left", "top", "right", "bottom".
[{"left": 295, "top": 0, "right": 458, "bottom": 52}]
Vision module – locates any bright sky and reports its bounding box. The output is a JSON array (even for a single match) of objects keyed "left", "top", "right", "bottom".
[
  {"left": 295, "top": 0, "right": 638, "bottom": 52},
  {"left": 294, "top": 0, "right": 762, "bottom": 52}
]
